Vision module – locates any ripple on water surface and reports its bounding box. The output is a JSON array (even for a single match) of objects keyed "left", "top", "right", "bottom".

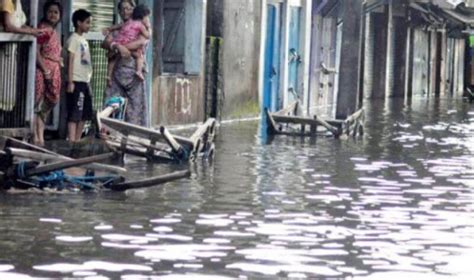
[{"left": 0, "top": 99, "right": 473, "bottom": 279}]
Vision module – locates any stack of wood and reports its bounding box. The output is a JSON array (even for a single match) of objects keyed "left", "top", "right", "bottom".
[{"left": 266, "top": 101, "right": 365, "bottom": 138}]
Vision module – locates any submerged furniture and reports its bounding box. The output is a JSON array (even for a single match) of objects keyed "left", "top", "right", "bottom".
[
  {"left": 266, "top": 101, "right": 365, "bottom": 138},
  {"left": 100, "top": 117, "right": 217, "bottom": 163},
  {"left": 0, "top": 136, "right": 190, "bottom": 192}
]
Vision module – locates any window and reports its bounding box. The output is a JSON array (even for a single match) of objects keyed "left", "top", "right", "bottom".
[
  {"left": 162, "top": 0, "right": 205, "bottom": 75},
  {"left": 163, "top": 0, "right": 186, "bottom": 73},
  {"left": 72, "top": 0, "right": 115, "bottom": 32},
  {"left": 72, "top": 0, "right": 115, "bottom": 111}
]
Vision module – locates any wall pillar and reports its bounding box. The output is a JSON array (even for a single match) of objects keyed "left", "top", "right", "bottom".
[
  {"left": 336, "top": 0, "right": 363, "bottom": 119},
  {"left": 371, "top": 8, "right": 388, "bottom": 99},
  {"left": 439, "top": 29, "right": 447, "bottom": 96},
  {"left": 429, "top": 30, "right": 438, "bottom": 96}
]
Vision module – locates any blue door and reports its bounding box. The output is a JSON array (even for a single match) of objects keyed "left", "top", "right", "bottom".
[
  {"left": 288, "top": 7, "right": 301, "bottom": 104},
  {"left": 263, "top": 4, "right": 282, "bottom": 112}
]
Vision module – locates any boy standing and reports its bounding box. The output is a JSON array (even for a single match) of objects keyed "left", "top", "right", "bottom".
[{"left": 66, "top": 9, "right": 92, "bottom": 142}]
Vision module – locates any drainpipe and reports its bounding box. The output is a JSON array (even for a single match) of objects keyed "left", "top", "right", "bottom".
[
  {"left": 307, "top": 1, "right": 316, "bottom": 116},
  {"left": 142, "top": 0, "right": 155, "bottom": 127},
  {"left": 27, "top": 1, "right": 39, "bottom": 132}
]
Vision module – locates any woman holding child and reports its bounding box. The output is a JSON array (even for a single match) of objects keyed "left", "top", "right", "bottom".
[{"left": 102, "top": 0, "right": 150, "bottom": 127}]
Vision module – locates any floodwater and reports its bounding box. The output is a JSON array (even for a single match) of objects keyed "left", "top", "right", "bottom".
[{"left": 1, "top": 98, "right": 473, "bottom": 279}]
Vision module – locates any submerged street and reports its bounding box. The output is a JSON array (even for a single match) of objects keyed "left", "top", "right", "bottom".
[{"left": 0, "top": 97, "right": 473, "bottom": 279}]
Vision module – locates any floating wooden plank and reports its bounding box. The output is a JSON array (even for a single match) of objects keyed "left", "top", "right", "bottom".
[
  {"left": 23, "top": 153, "right": 115, "bottom": 177},
  {"left": 106, "top": 170, "right": 190, "bottom": 191},
  {"left": 4, "top": 137, "right": 127, "bottom": 174}
]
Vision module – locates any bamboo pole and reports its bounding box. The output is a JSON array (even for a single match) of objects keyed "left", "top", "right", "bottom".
[
  {"left": 344, "top": 108, "right": 365, "bottom": 124},
  {"left": 314, "top": 116, "right": 340, "bottom": 136},
  {"left": 265, "top": 109, "right": 278, "bottom": 133},
  {"left": 274, "top": 101, "right": 298, "bottom": 116},
  {"left": 6, "top": 147, "right": 65, "bottom": 161},
  {"left": 23, "top": 153, "right": 115, "bottom": 177},
  {"left": 105, "top": 140, "right": 173, "bottom": 162},
  {"left": 105, "top": 134, "right": 170, "bottom": 153},
  {"left": 100, "top": 117, "right": 194, "bottom": 148},
  {"left": 160, "top": 126, "right": 184, "bottom": 155},
  {"left": 190, "top": 118, "right": 216, "bottom": 143},
  {"left": 106, "top": 170, "right": 190, "bottom": 191},
  {"left": 189, "top": 118, "right": 217, "bottom": 155},
  {"left": 98, "top": 106, "right": 116, "bottom": 119},
  {"left": 5, "top": 137, "right": 127, "bottom": 174}
]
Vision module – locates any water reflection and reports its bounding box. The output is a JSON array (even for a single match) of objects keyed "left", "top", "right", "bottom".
[{"left": 0, "top": 98, "right": 473, "bottom": 279}]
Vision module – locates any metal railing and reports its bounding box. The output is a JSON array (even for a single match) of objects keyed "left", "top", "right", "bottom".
[{"left": 0, "top": 42, "right": 30, "bottom": 129}]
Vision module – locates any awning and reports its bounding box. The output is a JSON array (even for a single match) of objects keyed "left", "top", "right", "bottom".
[{"left": 440, "top": 8, "right": 474, "bottom": 24}]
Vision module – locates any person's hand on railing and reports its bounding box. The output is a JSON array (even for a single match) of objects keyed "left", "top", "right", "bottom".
[{"left": 28, "top": 27, "right": 46, "bottom": 37}]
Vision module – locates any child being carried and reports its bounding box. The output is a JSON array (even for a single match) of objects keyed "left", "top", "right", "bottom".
[{"left": 104, "top": 4, "right": 150, "bottom": 86}]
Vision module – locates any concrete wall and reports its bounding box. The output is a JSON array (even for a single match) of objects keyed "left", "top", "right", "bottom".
[{"left": 221, "top": 0, "right": 262, "bottom": 119}]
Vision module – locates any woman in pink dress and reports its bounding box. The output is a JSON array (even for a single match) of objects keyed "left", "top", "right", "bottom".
[
  {"left": 105, "top": 4, "right": 150, "bottom": 85},
  {"left": 33, "top": 1, "right": 62, "bottom": 146}
]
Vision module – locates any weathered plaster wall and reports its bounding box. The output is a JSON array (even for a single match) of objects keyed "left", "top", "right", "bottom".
[{"left": 221, "top": 0, "right": 262, "bottom": 119}]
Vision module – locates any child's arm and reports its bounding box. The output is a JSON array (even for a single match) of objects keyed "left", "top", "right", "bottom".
[
  {"left": 67, "top": 51, "right": 75, "bottom": 93},
  {"left": 140, "top": 25, "right": 150, "bottom": 39},
  {"left": 121, "top": 36, "right": 147, "bottom": 52},
  {"left": 102, "top": 23, "right": 123, "bottom": 36}
]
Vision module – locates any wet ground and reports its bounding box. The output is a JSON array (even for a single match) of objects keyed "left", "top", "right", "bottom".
[{"left": 0, "top": 97, "right": 473, "bottom": 279}]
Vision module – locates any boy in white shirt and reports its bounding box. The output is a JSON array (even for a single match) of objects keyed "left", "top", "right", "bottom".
[{"left": 65, "top": 9, "right": 92, "bottom": 142}]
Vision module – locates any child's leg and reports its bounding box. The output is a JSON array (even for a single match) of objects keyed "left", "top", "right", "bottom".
[
  {"left": 68, "top": 122, "right": 77, "bottom": 143},
  {"left": 132, "top": 50, "right": 145, "bottom": 81},
  {"left": 35, "top": 115, "right": 45, "bottom": 146},
  {"left": 76, "top": 121, "right": 85, "bottom": 141}
]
